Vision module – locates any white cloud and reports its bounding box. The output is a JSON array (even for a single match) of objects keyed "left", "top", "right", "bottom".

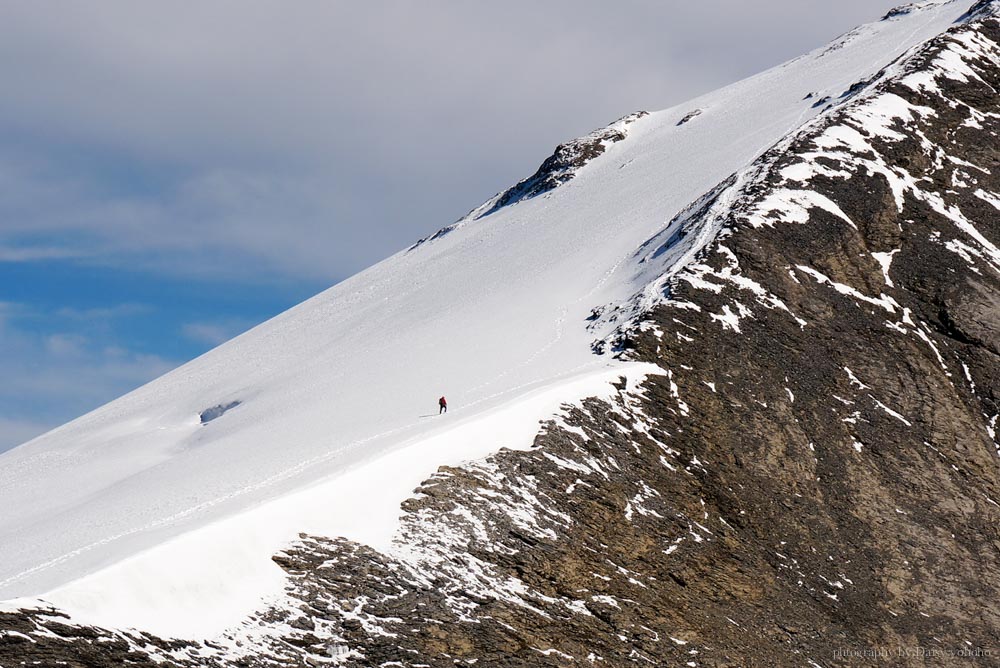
[
  {"left": 0, "top": 416, "right": 54, "bottom": 453},
  {"left": 4, "top": 340, "right": 174, "bottom": 401},
  {"left": 0, "top": 303, "right": 179, "bottom": 444},
  {"left": 0, "top": 245, "right": 84, "bottom": 262},
  {"left": 44, "top": 333, "right": 88, "bottom": 357},
  {"left": 0, "top": 302, "right": 25, "bottom": 327},
  {"left": 182, "top": 319, "right": 252, "bottom": 347},
  {"left": 55, "top": 303, "right": 150, "bottom": 320},
  {"left": 0, "top": 0, "right": 905, "bottom": 282}
]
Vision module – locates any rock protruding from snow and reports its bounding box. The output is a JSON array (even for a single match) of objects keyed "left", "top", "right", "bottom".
[
  {"left": 199, "top": 401, "right": 241, "bottom": 425},
  {"left": 408, "top": 111, "right": 649, "bottom": 252},
  {"left": 475, "top": 111, "right": 649, "bottom": 219}
]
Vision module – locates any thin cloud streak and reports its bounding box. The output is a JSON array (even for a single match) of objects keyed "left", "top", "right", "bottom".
[
  {"left": 182, "top": 319, "right": 254, "bottom": 347},
  {"left": 0, "top": 417, "right": 54, "bottom": 453},
  {"left": 0, "top": 246, "right": 84, "bottom": 262},
  {"left": 0, "top": 301, "right": 180, "bottom": 450}
]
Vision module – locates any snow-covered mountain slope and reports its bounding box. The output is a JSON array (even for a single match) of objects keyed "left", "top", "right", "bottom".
[
  {"left": 221, "top": 8, "right": 999, "bottom": 665},
  {"left": 0, "top": 0, "right": 982, "bottom": 642}
]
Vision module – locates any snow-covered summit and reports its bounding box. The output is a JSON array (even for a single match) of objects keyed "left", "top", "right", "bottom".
[{"left": 0, "top": 0, "right": 984, "bottom": 640}]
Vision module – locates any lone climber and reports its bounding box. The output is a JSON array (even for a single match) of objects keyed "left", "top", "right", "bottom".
[{"left": 438, "top": 396, "right": 448, "bottom": 414}]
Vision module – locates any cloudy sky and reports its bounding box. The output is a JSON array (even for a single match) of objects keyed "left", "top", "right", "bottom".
[{"left": 0, "top": 0, "right": 906, "bottom": 451}]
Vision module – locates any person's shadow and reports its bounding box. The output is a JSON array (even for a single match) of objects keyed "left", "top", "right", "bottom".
[{"left": 418, "top": 414, "right": 438, "bottom": 418}]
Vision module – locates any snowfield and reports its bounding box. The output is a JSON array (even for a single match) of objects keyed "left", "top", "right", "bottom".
[{"left": 0, "top": 0, "right": 976, "bottom": 640}]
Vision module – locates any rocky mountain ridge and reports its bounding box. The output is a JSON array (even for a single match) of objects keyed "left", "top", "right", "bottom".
[{"left": 3, "top": 2, "right": 1000, "bottom": 666}]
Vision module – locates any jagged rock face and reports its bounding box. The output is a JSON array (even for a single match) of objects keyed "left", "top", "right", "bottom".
[
  {"left": 475, "top": 111, "right": 649, "bottom": 219},
  {"left": 4, "top": 10, "right": 1000, "bottom": 668},
  {"left": 0, "top": 608, "right": 197, "bottom": 667}
]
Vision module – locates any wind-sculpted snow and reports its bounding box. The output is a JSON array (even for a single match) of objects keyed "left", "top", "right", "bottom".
[{"left": 2, "top": 1, "right": 999, "bottom": 666}]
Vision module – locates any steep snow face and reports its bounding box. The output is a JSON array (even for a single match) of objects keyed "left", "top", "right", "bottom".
[{"left": 0, "top": 0, "right": 977, "bottom": 637}]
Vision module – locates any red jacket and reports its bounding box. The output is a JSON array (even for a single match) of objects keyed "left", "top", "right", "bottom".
[{"left": 439, "top": 396, "right": 447, "bottom": 406}]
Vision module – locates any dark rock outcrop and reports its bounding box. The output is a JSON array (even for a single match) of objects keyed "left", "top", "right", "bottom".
[
  {"left": 475, "top": 111, "right": 649, "bottom": 220},
  {"left": 408, "top": 111, "right": 648, "bottom": 252}
]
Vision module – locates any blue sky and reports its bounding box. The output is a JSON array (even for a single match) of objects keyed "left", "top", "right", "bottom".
[{"left": 0, "top": 0, "right": 904, "bottom": 450}]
